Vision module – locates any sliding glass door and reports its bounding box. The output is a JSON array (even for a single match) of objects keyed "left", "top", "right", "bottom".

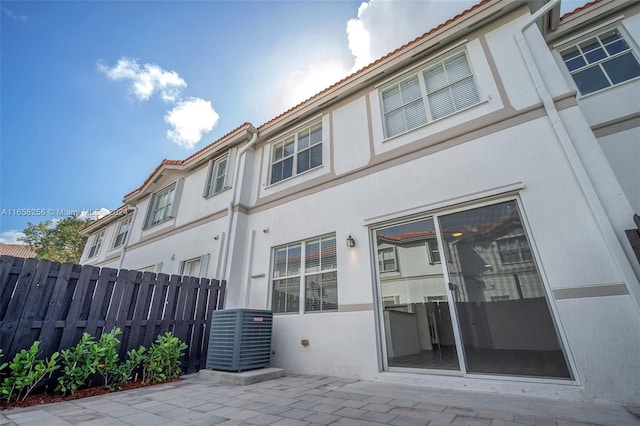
[
  {"left": 376, "top": 218, "right": 460, "bottom": 371},
  {"left": 375, "top": 200, "right": 572, "bottom": 379}
]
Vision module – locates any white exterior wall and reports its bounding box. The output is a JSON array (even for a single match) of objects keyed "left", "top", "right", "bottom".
[
  {"left": 80, "top": 3, "right": 640, "bottom": 406},
  {"left": 246, "top": 108, "right": 639, "bottom": 403}
]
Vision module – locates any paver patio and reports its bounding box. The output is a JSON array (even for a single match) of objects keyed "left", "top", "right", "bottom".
[{"left": 1, "top": 374, "right": 637, "bottom": 426}]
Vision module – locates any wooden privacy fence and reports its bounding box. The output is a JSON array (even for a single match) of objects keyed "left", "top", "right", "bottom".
[{"left": 0, "top": 255, "right": 226, "bottom": 375}]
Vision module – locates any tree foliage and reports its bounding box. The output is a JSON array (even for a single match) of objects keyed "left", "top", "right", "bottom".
[{"left": 19, "top": 216, "right": 90, "bottom": 263}]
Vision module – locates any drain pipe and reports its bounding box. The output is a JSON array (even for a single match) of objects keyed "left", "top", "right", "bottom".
[
  {"left": 117, "top": 205, "right": 138, "bottom": 271},
  {"left": 515, "top": 0, "right": 640, "bottom": 309},
  {"left": 219, "top": 126, "right": 259, "bottom": 285}
]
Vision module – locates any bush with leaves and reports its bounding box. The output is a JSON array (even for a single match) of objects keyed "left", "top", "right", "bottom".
[
  {"left": 94, "top": 328, "right": 146, "bottom": 391},
  {"left": 56, "top": 333, "right": 101, "bottom": 395},
  {"left": 0, "top": 342, "right": 59, "bottom": 402},
  {"left": 141, "top": 332, "right": 187, "bottom": 384},
  {"left": 0, "top": 349, "right": 7, "bottom": 375}
]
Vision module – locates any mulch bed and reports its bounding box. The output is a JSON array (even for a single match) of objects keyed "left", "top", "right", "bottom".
[{"left": 0, "top": 378, "right": 182, "bottom": 410}]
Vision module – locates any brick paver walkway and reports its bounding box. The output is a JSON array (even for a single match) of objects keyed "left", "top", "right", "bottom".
[{"left": 1, "top": 374, "right": 638, "bottom": 425}]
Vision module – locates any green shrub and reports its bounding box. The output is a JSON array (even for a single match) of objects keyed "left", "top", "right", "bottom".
[
  {"left": 141, "top": 332, "right": 187, "bottom": 384},
  {"left": 95, "top": 328, "right": 122, "bottom": 391},
  {"left": 56, "top": 333, "right": 101, "bottom": 395},
  {"left": 95, "top": 326, "right": 145, "bottom": 391},
  {"left": 0, "top": 349, "right": 7, "bottom": 375},
  {"left": 0, "top": 342, "right": 59, "bottom": 402}
]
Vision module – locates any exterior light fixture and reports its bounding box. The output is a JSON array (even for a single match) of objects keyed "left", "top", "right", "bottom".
[
  {"left": 346, "top": 234, "right": 356, "bottom": 247},
  {"left": 452, "top": 232, "right": 463, "bottom": 237}
]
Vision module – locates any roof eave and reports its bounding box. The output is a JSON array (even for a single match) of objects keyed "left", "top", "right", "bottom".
[{"left": 257, "top": 0, "right": 522, "bottom": 139}]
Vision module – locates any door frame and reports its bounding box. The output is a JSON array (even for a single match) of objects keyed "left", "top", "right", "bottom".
[{"left": 369, "top": 194, "right": 579, "bottom": 384}]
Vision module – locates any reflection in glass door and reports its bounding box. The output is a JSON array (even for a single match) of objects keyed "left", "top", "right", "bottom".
[
  {"left": 438, "top": 201, "right": 571, "bottom": 378},
  {"left": 375, "top": 200, "right": 572, "bottom": 379},
  {"left": 376, "top": 219, "right": 460, "bottom": 371}
]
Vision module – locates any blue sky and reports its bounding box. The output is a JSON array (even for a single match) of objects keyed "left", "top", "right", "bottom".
[{"left": 0, "top": 0, "right": 587, "bottom": 243}]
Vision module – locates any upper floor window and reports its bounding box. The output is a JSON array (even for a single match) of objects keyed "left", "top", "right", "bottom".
[
  {"left": 497, "top": 236, "right": 532, "bottom": 264},
  {"left": 560, "top": 28, "right": 640, "bottom": 95},
  {"left": 204, "top": 156, "right": 228, "bottom": 197},
  {"left": 272, "top": 234, "right": 337, "bottom": 314},
  {"left": 381, "top": 51, "right": 480, "bottom": 138},
  {"left": 112, "top": 217, "right": 132, "bottom": 249},
  {"left": 146, "top": 183, "right": 176, "bottom": 227},
  {"left": 87, "top": 230, "right": 105, "bottom": 258},
  {"left": 270, "top": 122, "right": 322, "bottom": 184},
  {"left": 427, "top": 239, "right": 441, "bottom": 264},
  {"left": 378, "top": 247, "right": 398, "bottom": 272}
]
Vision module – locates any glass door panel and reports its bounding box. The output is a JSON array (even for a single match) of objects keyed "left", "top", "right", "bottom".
[
  {"left": 437, "top": 201, "right": 571, "bottom": 379},
  {"left": 376, "top": 219, "right": 460, "bottom": 371}
]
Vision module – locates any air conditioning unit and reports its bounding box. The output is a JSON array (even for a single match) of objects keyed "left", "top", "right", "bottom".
[{"left": 206, "top": 308, "right": 273, "bottom": 372}]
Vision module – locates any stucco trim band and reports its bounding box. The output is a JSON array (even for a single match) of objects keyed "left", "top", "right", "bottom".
[{"left": 553, "top": 283, "right": 629, "bottom": 300}]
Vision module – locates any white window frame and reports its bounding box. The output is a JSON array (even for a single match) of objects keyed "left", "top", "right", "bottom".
[
  {"left": 497, "top": 235, "right": 533, "bottom": 265},
  {"left": 558, "top": 25, "right": 640, "bottom": 96},
  {"left": 204, "top": 155, "right": 229, "bottom": 197},
  {"left": 111, "top": 217, "right": 132, "bottom": 249},
  {"left": 378, "top": 247, "right": 398, "bottom": 272},
  {"left": 427, "top": 238, "right": 441, "bottom": 264},
  {"left": 144, "top": 182, "right": 178, "bottom": 228},
  {"left": 271, "top": 233, "right": 338, "bottom": 314},
  {"left": 178, "top": 254, "right": 210, "bottom": 277},
  {"left": 87, "top": 230, "right": 105, "bottom": 259},
  {"left": 380, "top": 49, "right": 480, "bottom": 139},
  {"left": 269, "top": 121, "right": 323, "bottom": 185}
]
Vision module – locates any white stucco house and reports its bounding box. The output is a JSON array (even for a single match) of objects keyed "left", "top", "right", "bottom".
[{"left": 81, "top": 0, "right": 640, "bottom": 405}]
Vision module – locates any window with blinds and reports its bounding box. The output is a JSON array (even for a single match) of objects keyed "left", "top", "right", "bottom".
[
  {"left": 270, "top": 121, "right": 322, "bottom": 185},
  {"left": 271, "top": 234, "right": 338, "bottom": 314},
  {"left": 560, "top": 28, "right": 640, "bottom": 95},
  {"left": 381, "top": 51, "right": 480, "bottom": 138}
]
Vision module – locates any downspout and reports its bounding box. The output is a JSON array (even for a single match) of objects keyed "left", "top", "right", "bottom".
[
  {"left": 515, "top": 0, "right": 640, "bottom": 310},
  {"left": 117, "top": 205, "right": 138, "bottom": 270},
  {"left": 219, "top": 126, "right": 259, "bottom": 283}
]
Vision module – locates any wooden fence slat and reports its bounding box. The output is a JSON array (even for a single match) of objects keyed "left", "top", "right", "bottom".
[
  {"left": 112, "top": 269, "right": 141, "bottom": 358},
  {"left": 159, "top": 275, "right": 182, "bottom": 335},
  {"left": 9, "top": 261, "right": 54, "bottom": 357},
  {"left": 1, "top": 258, "right": 38, "bottom": 359},
  {"left": 142, "top": 273, "right": 169, "bottom": 349},
  {"left": 84, "top": 267, "right": 118, "bottom": 337},
  {"left": 188, "top": 278, "right": 211, "bottom": 373},
  {"left": 58, "top": 265, "right": 99, "bottom": 350},
  {"left": 0, "top": 256, "right": 227, "bottom": 375},
  {"left": 39, "top": 263, "right": 78, "bottom": 355},
  {"left": 124, "top": 271, "right": 154, "bottom": 354},
  {"left": 0, "top": 256, "right": 23, "bottom": 315},
  {"left": 102, "top": 268, "right": 129, "bottom": 335}
]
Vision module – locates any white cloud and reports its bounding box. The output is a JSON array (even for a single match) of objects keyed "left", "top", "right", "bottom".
[
  {"left": 2, "top": 6, "right": 27, "bottom": 22},
  {"left": 97, "top": 57, "right": 186, "bottom": 102},
  {"left": 346, "top": 0, "right": 476, "bottom": 72},
  {"left": 272, "top": 0, "right": 477, "bottom": 115},
  {"left": 0, "top": 230, "right": 26, "bottom": 244},
  {"left": 165, "top": 98, "right": 220, "bottom": 149},
  {"left": 279, "top": 59, "right": 352, "bottom": 113}
]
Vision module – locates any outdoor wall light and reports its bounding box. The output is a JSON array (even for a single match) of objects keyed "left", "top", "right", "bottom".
[{"left": 346, "top": 234, "right": 356, "bottom": 248}]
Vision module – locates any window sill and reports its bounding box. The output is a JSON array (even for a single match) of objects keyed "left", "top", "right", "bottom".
[
  {"left": 203, "top": 186, "right": 232, "bottom": 200},
  {"left": 382, "top": 98, "right": 489, "bottom": 143},
  {"left": 265, "top": 164, "right": 324, "bottom": 189},
  {"left": 143, "top": 217, "right": 175, "bottom": 231}
]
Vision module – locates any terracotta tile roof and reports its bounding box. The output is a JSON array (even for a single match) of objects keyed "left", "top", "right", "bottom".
[
  {"left": 0, "top": 243, "right": 37, "bottom": 258},
  {"left": 257, "top": 0, "right": 492, "bottom": 130},
  {"left": 81, "top": 204, "right": 131, "bottom": 233},
  {"left": 560, "top": 0, "right": 604, "bottom": 20},
  {"left": 118, "top": 0, "right": 494, "bottom": 206},
  {"left": 123, "top": 122, "right": 252, "bottom": 200}
]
